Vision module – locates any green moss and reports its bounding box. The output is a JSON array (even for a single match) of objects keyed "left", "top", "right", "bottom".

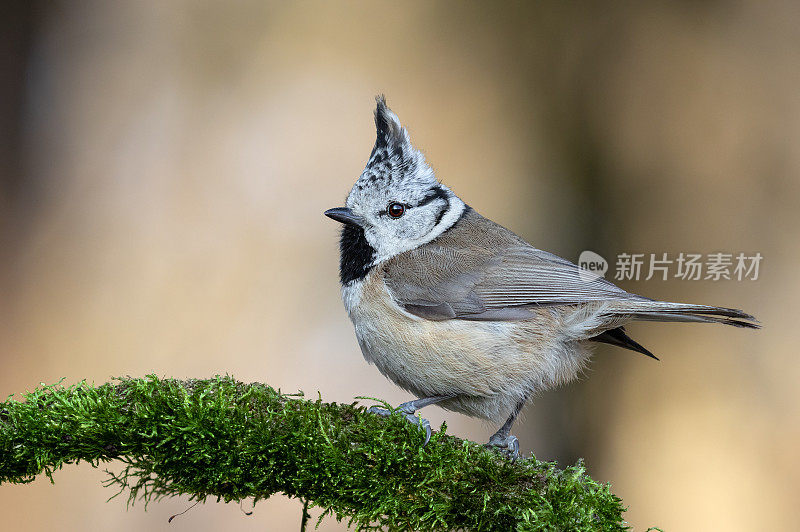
[{"left": 0, "top": 376, "right": 628, "bottom": 530}]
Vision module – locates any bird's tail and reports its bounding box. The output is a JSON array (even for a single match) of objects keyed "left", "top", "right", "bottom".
[{"left": 614, "top": 301, "right": 760, "bottom": 329}]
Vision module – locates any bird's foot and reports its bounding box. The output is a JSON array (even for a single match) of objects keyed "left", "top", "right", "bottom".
[
  {"left": 367, "top": 405, "right": 432, "bottom": 445},
  {"left": 486, "top": 433, "right": 520, "bottom": 460}
]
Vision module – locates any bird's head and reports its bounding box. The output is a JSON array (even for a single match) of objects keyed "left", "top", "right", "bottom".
[{"left": 325, "top": 96, "right": 465, "bottom": 266}]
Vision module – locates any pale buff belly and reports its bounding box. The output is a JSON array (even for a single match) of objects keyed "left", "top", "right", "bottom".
[{"left": 342, "top": 270, "right": 592, "bottom": 422}]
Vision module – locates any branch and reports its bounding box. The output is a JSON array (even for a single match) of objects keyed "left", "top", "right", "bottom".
[{"left": 0, "top": 376, "right": 626, "bottom": 531}]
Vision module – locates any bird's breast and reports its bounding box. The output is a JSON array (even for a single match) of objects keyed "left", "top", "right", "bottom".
[{"left": 342, "top": 268, "right": 535, "bottom": 400}]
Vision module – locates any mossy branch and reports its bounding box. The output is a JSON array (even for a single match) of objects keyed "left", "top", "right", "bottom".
[{"left": 0, "top": 376, "right": 627, "bottom": 531}]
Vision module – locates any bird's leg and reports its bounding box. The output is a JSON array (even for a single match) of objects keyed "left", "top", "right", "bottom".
[
  {"left": 368, "top": 395, "right": 453, "bottom": 445},
  {"left": 487, "top": 400, "right": 525, "bottom": 460}
]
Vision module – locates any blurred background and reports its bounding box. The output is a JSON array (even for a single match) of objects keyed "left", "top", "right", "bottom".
[{"left": 0, "top": 1, "right": 796, "bottom": 530}]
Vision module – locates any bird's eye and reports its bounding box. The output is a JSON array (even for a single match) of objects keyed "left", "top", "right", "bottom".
[{"left": 387, "top": 202, "right": 405, "bottom": 218}]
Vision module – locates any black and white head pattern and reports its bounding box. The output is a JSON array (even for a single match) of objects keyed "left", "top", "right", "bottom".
[{"left": 340, "top": 96, "right": 467, "bottom": 279}]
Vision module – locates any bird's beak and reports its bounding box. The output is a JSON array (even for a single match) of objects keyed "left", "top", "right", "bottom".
[{"left": 324, "top": 207, "right": 363, "bottom": 226}]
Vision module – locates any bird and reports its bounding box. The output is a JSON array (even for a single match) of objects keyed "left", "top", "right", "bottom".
[{"left": 324, "top": 96, "right": 758, "bottom": 459}]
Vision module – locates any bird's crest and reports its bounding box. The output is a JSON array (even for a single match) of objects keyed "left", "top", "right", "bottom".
[{"left": 357, "top": 96, "right": 435, "bottom": 191}]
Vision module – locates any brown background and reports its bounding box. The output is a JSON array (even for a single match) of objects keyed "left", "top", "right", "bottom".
[{"left": 1, "top": 2, "right": 797, "bottom": 530}]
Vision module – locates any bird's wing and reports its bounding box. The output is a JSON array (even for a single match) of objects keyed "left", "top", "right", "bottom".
[
  {"left": 382, "top": 210, "right": 645, "bottom": 321},
  {"left": 472, "top": 246, "right": 643, "bottom": 309},
  {"left": 384, "top": 244, "right": 644, "bottom": 321}
]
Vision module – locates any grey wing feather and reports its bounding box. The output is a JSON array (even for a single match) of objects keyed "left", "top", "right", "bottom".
[
  {"left": 382, "top": 209, "right": 646, "bottom": 321},
  {"left": 470, "top": 247, "right": 643, "bottom": 309},
  {"left": 385, "top": 245, "right": 644, "bottom": 321}
]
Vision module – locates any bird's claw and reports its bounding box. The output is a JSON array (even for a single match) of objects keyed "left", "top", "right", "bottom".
[
  {"left": 487, "top": 434, "right": 520, "bottom": 460},
  {"left": 367, "top": 406, "right": 432, "bottom": 446},
  {"left": 405, "top": 413, "right": 432, "bottom": 446},
  {"left": 367, "top": 406, "right": 391, "bottom": 417}
]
